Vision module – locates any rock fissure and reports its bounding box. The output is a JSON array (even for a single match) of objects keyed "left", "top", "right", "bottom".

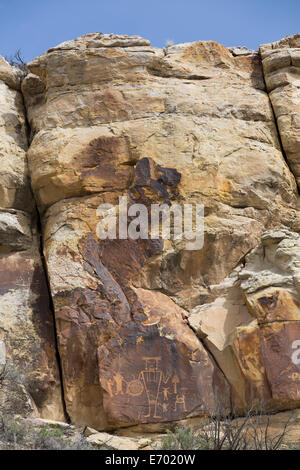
[
  {"left": 260, "top": 67, "right": 300, "bottom": 196},
  {"left": 21, "top": 80, "right": 71, "bottom": 422},
  {"left": 35, "top": 210, "right": 71, "bottom": 423}
]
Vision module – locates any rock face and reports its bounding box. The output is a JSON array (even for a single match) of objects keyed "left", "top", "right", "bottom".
[
  {"left": 1, "top": 32, "right": 300, "bottom": 431},
  {"left": 260, "top": 35, "right": 300, "bottom": 189},
  {"left": 190, "top": 230, "right": 300, "bottom": 412},
  {"left": 0, "top": 58, "right": 64, "bottom": 420}
]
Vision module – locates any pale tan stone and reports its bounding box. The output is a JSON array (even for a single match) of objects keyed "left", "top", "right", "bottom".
[
  {"left": 2, "top": 29, "right": 300, "bottom": 439},
  {"left": 0, "top": 57, "right": 64, "bottom": 421},
  {"left": 260, "top": 35, "right": 300, "bottom": 189},
  {"left": 6, "top": 33, "right": 300, "bottom": 429},
  {"left": 87, "top": 431, "right": 151, "bottom": 450}
]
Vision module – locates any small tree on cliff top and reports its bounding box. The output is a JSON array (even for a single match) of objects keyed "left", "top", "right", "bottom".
[{"left": 4, "top": 49, "right": 28, "bottom": 73}]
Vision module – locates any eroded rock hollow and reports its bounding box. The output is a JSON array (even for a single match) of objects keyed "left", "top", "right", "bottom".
[{"left": 1, "top": 32, "right": 300, "bottom": 431}]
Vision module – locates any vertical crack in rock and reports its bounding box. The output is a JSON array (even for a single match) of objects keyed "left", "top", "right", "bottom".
[
  {"left": 35, "top": 211, "right": 71, "bottom": 423},
  {"left": 259, "top": 35, "right": 300, "bottom": 194},
  {"left": 259, "top": 50, "right": 300, "bottom": 196},
  {"left": 20, "top": 79, "right": 70, "bottom": 423},
  {"left": 0, "top": 57, "right": 65, "bottom": 420}
]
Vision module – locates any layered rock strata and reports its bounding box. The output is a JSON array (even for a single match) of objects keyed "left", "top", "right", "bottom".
[{"left": 0, "top": 33, "right": 300, "bottom": 430}]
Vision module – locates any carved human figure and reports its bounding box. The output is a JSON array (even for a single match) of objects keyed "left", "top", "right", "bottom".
[{"left": 138, "top": 357, "right": 167, "bottom": 418}]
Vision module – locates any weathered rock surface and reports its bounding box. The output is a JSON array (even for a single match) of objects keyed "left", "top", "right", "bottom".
[
  {"left": 1, "top": 32, "right": 300, "bottom": 434},
  {"left": 0, "top": 58, "right": 64, "bottom": 420},
  {"left": 260, "top": 35, "right": 300, "bottom": 189},
  {"left": 86, "top": 431, "right": 151, "bottom": 450},
  {"left": 189, "top": 229, "right": 300, "bottom": 412}
]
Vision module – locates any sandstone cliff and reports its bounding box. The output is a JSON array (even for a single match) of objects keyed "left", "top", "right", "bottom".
[{"left": 0, "top": 33, "right": 300, "bottom": 431}]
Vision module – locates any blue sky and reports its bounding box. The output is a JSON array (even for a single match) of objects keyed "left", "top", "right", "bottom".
[{"left": 0, "top": 0, "right": 299, "bottom": 62}]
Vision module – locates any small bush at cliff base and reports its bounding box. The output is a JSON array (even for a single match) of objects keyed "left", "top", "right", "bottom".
[
  {"left": 0, "top": 416, "right": 94, "bottom": 450},
  {"left": 0, "top": 415, "right": 27, "bottom": 448},
  {"left": 159, "top": 426, "right": 206, "bottom": 450},
  {"left": 34, "top": 428, "right": 93, "bottom": 451},
  {"left": 158, "top": 409, "right": 293, "bottom": 450}
]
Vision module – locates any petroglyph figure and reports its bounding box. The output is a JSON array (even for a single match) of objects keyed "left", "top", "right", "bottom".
[
  {"left": 162, "top": 403, "right": 169, "bottom": 413},
  {"left": 126, "top": 379, "right": 144, "bottom": 396},
  {"left": 106, "top": 378, "right": 115, "bottom": 397},
  {"left": 114, "top": 372, "right": 125, "bottom": 395},
  {"left": 138, "top": 357, "right": 166, "bottom": 418},
  {"left": 108, "top": 356, "right": 186, "bottom": 419},
  {"left": 172, "top": 374, "right": 179, "bottom": 394},
  {"left": 163, "top": 387, "right": 170, "bottom": 401},
  {"left": 174, "top": 395, "right": 187, "bottom": 412}
]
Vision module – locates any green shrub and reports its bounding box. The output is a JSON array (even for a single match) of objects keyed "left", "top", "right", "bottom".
[
  {"left": 0, "top": 415, "right": 27, "bottom": 448},
  {"left": 0, "top": 416, "right": 94, "bottom": 450},
  {"left": 160, "top": 426, "right": 209, "bottom": 450}
]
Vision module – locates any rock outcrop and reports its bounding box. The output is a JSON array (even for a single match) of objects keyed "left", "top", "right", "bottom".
[
  {"left": 0, "top": 57, "right": 64, "bottom": 420},
  {"left": 0, "top": 32, "right": 300, "bottom": 431},
  {"left": 260, "top": 35, "right": 300, "bottom": 189},
  {"left": 189, "top": 230, "right": 300, "bottom": 412}
]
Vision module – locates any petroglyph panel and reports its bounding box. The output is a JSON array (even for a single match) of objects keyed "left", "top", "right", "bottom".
[
  {"left": 260, "top": 322, "right": 300, "bottom": 403},
  {"left": 98, "top": 325, "right": 230, "bottom": 425}
]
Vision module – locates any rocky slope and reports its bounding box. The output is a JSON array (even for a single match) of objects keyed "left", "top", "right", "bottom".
[{"left": 0, "top": 33, "right": 300, "bottom": 432}]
